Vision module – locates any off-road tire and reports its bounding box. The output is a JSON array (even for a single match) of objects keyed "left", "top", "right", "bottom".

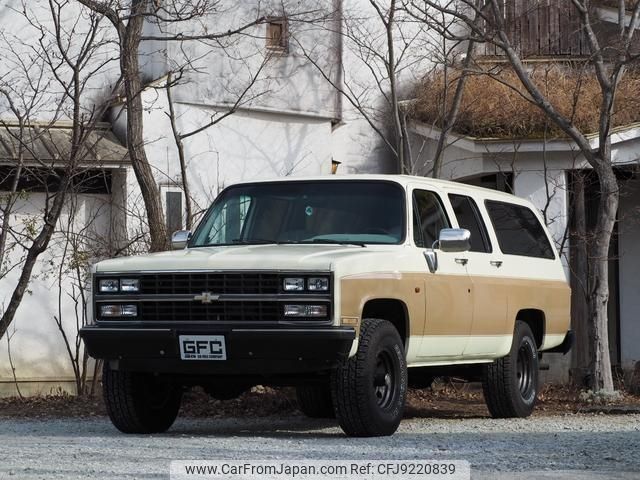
[
  {"left": 102, "top": 362, "right": 182, "bottom": 433},
  {"left": 296, "top": 384, "right": 335, "bottom": 418},
  {"left": 482, "top": 320, "right": 539, "bottom": 418},
  {"left": 331, "top": 318, "right": 407, "bottom": 437}
]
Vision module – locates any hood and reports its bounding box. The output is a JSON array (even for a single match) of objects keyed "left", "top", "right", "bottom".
[{"left": 94, "top": 244, "right": 377, "bottom": 273}]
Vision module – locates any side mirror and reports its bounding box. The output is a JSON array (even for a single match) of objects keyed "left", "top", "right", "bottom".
[
  {"left": 423, "top": 228, "right": 471, "bottom": 273},
  {"left": 171, "top": 230, "right": 191, "bottom": 250},
  {"left": 438, "top": 228, "right": 471, "bottom": 253}
]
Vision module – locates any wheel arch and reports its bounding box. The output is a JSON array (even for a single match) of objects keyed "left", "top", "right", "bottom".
[
  {"left": 362, "top": 298, "right": 410, "bottom": 346},
  {"left": 516, "top": 308, "right": 545, "bottom": 349}
]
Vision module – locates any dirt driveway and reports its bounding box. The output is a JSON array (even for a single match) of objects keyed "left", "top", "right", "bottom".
[{"left": 1, "top": 413, "right": 639, "bottom": 480}]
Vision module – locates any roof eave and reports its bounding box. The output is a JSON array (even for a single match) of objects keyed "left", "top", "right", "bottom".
[{"left": 409, "top": 120, "right": 640, "bottom": 153}]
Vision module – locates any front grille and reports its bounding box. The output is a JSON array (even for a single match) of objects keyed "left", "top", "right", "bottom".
[
  {"left": 139, "top": 273, "right": 281, "bottom": 295},
  {"left": 95, "top": 271, "right": 332, "bottom": 324},
  {"left": 138, "top": 300, "right": 281, "bottom": 322}
]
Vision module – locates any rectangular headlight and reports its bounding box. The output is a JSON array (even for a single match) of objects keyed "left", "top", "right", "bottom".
[
  {"left": 100, "top": 304, "right": 137, "bottom": 318},
  {"left": 284, "top": 304, "right": 328, "bottom": 317},
  {"left": 283, "top": 277, "right": 305, "bottom": 291},
  {"left": 99, "top": 279, "right": 119, "bottom": 293},
  {"left": 120, "top": 279, "right": 140, "bottom": 292},
  {"left": 307, "top": 277, "right": 329, "bottom": 291}
]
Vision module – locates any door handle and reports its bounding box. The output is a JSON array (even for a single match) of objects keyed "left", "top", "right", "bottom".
[
  {"left": 455, "top": 258, "right": 468, "bottom": 266},
  {"left": 490, "top": 260, "right": 503, "bottom": 268}
]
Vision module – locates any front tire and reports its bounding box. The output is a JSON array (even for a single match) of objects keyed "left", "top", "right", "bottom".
[
  {"left": 331, "top": 318, "right": 407, "bottom": 437},
  {"left": 482, "top": 320, "right": 539, "bottom": 418},
  {"left": 102, "top": 362, "right": 182, "bottom": 433}
]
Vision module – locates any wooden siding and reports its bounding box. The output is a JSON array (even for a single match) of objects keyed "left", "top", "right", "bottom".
[{"left": 482, "top": 0, "right": 588, "bottom": 58}]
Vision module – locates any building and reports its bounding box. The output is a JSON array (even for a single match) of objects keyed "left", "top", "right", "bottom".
[
  {"left": 0, "top": 0, "right": 412, "bottom": 394},
  {"left": 407, "top": 1, "right": 640, "bottom": 384}
]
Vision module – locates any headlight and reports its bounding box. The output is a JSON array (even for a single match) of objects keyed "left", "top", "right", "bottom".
[
  {"left": 284, "top": 304, "right": 328, "bottom": 317},
  {"left": 120, "top": 279, "right": 140, "bottom": 292},
  {"left": 283, "top": 277, "right": 305, "bottom": 291},
  {"left": 307, "top": 277, "right": 329, "bottom": 291},
  {"left": 98, "top": 278, "right": 139, "bottom": 293},
  {"left": 99, "top": 279, "right": 119, "bottom": 293},
  {"left": 100, "top": 304, "right": 138, "bottom": 318}
]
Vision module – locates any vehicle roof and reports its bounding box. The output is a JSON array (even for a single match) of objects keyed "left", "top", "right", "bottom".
[{"left": 231, "top": 174, "right": 525, "bottom": 205}]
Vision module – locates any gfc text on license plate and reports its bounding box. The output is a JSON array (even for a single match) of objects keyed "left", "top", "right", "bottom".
[{"left": 179, "top": 335, "right": 226, "bottom": 360}]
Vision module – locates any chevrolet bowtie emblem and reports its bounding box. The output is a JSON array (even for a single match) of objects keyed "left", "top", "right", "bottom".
[{"left": 194, "top": 292, "right": 220, "bottom": 304}]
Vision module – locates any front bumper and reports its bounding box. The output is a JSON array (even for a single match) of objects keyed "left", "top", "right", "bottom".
[{"left": 80, "top": 325, "right": 355, "bottom": 375}]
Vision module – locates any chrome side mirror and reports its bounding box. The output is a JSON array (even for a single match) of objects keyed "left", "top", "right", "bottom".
[
  {"left": 423, "top": 228, "right": 471, "bottom": 273},
  {"left": 438, "top": 228, "right": 471, "bottom": 253},
  {"left": 171, "top": 230, "right": 191, "bottom": 250}
]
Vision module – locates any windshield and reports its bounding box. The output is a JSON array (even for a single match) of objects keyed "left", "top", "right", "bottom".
[{"left": 190, "top": 181, "right": 406, "bottom": 247}]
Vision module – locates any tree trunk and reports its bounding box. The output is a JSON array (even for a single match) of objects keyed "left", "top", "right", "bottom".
[
  {"left": 588, "top": 163, "right": 617, "bottom": 393},
  {"left": 121, "top": 0, "right": 168, "bottom": 252},
  {"left": 431, "top": 34, "right": 477, "bottom": 179},
  {"left": 385, "top": 1, "right": 405, "bottom": 173}
]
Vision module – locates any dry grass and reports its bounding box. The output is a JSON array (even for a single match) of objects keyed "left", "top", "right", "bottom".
[{"left": 411, "top": 64, "right": 640, "bottom": 139}]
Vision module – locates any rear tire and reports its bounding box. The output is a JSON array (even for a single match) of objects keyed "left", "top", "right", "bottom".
[
  {"left": 482, "top": 320, "right": 539, "bottom": 418},
  {"left": 102, "top": 362, "right": 182, "bottom": 434},
  {"left": 331, "top": 318, "right": 407, "bottom": 437},
  {"left": 296, "top": 384, "right": 335, "bottom": 418}
]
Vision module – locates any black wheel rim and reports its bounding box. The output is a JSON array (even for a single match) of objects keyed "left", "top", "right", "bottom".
[
  {"left": 516, "top": 341, "right": 535, "bottom": 399},
  {"left": 373, "top": 350, "right": 396, "bottom": 409}
]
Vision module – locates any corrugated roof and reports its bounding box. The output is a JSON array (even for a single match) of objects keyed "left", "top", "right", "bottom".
[{"left": 0, "top": 122, "right": 128, "bottom": 165}]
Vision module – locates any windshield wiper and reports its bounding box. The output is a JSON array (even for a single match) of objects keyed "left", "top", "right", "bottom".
[
  {"left": 303, "top": 239, "right": 366, "bottom": 247},
  {"left": 232, "top": 238, "right": 279, "bottom": 245}
]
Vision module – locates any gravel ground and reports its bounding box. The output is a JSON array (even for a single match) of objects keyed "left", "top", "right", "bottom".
[{"left": 1, "top": 414, "right": 639, "bottom": 480}]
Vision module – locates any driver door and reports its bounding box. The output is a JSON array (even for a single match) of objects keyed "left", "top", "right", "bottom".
[{"left": 412, "top": 187, "right": 474, "bottom": 359}]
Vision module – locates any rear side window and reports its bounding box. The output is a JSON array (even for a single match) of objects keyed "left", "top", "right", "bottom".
[
  {"left": 485, "top": 200, "right": 555, "bottom": 259},
  {"left": 449, "top": 194, "right": 492, "bottom": 253},
  {"left": 413, "top": 190, "right": 450, "bottom": 248}
]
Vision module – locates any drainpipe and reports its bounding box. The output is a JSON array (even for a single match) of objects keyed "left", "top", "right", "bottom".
[{"left": 332, "top": 0, "right": 343, "bottom": 126}]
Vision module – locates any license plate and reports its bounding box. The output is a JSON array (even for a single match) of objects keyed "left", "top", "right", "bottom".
[{"left": 179, "top": 335, "right": 226, "bottom": 361}]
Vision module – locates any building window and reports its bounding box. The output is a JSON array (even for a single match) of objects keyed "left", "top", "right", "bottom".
[
  {"left": 165, "top": 190, "right": 183, "bottom": 235},
  {"left": 266, "top": 18, "right": 288, "bottom": 53}
]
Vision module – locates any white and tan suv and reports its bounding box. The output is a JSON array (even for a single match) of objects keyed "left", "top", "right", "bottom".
[{"left": 81, "top": 175, "right": 572, "bottom": 437}]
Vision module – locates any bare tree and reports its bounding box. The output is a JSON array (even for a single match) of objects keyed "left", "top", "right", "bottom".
[
  {"left": 0, "top": 1, "right": 120, "bottom": 341},
  {"left": 409, "top": 0, "right": 640, "bottom": 393},
  {"left": 50, "top": 190, "right": 110, "bottom": 396},
  {"left": 291, "top": 1, "right": 431, "bottom": 173},
  {"left": 75, "top": 0, "right": 276, "bottom": 250}
]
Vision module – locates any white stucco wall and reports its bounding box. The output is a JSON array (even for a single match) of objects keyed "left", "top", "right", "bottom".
[
  {"left": 112, "top": 83, "right": 335, "bottom": 230},
  {"left": 140, "top": 0, "right": 338, "bottom": 117},
  {"left": 0, "top": 193, "right": 113, "bottom": 395},
  {"left": 330, "top": 0, "right": 434, "bottom": 174}
]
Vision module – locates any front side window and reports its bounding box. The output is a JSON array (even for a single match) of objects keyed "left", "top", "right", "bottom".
[
  {"left": 413, "top": 190, "right": 450, "bottom": 248},
  {"left": 190, "top": 181, "right": 405, "bottom": 247},
  {"left": 485, "top": 200, "right": 554, "bottom": 259},
  {"left": 449, "top": 194, "right": 492, "bottom": 253}
]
